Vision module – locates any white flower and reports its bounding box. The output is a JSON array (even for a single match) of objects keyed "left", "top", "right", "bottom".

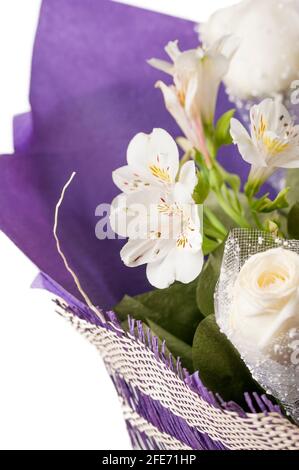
[
  {"left": 148, "top": 38, "right": 236, "bottom": 165},
  {"left": 200, "top": 0, "right": 299, "bottom": 100},
  {"left": 110, "top": 128, "right": 203, "bottom": 289},
  {"left": 230, "top": 248, "right": 299, "bottom": 351},
  {"left": 230, "top": 98, "right": 299, "bottom": 186}
]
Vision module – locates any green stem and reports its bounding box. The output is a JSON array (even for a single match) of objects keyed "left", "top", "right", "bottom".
[
  {"left": 214, "top": 188, "right": 250, "bottom": 229},
  {"left": 247, "top": 195, "right": 265, "bottom": 231},
  {"left": 252, "top": 211, "right": 264, "bottom": 230}
]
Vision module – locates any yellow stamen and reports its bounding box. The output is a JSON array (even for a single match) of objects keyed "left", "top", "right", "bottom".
[
  {"left": 149, "top": 164, "right": 172, "bottom": 183},
  {"left": 263, "top": 135, "right": 289, "bottom": 155},
  {"left": 256, "top": 115, "right": 267, "bottom": 138},
  {"left": 157, "top": 201, "right": 172, "bottom": 214},
  {"left": 178, "top": 89, "right": 185, "bottom": 107},
  {"left": 176, "top": 234, "right": 188, "bottom": 248}
]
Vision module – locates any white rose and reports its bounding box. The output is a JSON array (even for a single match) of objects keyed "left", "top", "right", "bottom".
[
  {"left": 199, "top": 0, "right": 299, "bottom": 100},
  {"left": 230, "top": 247, "right": 299, "bottom": 350}
]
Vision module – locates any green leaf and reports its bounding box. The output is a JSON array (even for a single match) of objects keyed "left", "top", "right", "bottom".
[
  {"left": 204, "top": 207, "right": 227, "bottom": 239},
  {"left": 196, "top": 244, "right": 224, "bottom": 317},
  {"left": 192, "top": 315, "right": 261, "bottom": 403},
  {"left": 202, "top": 207, "right": 227, "bottom": 255},
  {"left": 252, "top": 188, "right": 290, "bottom": 213},
  {"left": 202, "top": 236, "right": 222, "bottom": 255},
  {"left": 244, "top": 178, "right": 262, "bottom": 199},
  {"left": 193, "top": 172, "right": 210, "bottom": 204},
  {"left": 215, "top": 109, "right": 235, "bottom": 147},
  {"left": 215, "top": 162, "right": 241, "bottom": 193},
  {"left": 286, "top": 169, "right": 299, "bottom": 207},
  {"left": 114, "top": 279, "right": 204, "bottom": 345},
  {"left": 209, "top": 167, "right": 224, "bottom": 191},
  {"left": 205, "top": 192, "right": 236, "bottom": 231},
  {"left": 147, "top": 320, "right": 193, "bottom": 372},
  {"left": 115, "top": 295, "right": 154, "bottom": 321},
  {"left": 194, "top": 150, "right": 209, "bottom": 175},
  {"left": 288, "top": 202, "right": 299, "bottom": 239}
]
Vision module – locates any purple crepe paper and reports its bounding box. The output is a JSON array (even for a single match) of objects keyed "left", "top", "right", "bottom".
[
  {"left": 0, "top": 0, "right": 267, "bottom": 310},
  {"left": 0, "top": 3, "right": 288, "bottom": 450}
]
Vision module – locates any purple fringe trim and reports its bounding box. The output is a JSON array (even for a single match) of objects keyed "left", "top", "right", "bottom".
[
  {"left": 35, "top": 272, "right": 282, "bottom": 423},
  {"left": 112, "top": 373, "right": 227, "bottom": 450}
]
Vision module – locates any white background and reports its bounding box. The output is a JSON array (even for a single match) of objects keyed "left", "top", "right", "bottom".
[{"left": 0, "top": 0, "right": 235, "bottom": 450}]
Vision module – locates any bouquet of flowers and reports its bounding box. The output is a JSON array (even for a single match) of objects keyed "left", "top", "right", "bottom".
[{"left": 2, "top": 0, "right": 299, "bottom": 450}]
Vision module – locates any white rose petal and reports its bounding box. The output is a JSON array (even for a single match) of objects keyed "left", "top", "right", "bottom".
[
  {"left": 200, "top": 0, "right": 299, "bottom": 100},
  {"left": 230, "top": 247, "right": 299, "bottom": 350}
]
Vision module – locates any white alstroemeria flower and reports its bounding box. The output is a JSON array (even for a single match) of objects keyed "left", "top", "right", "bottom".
[
  {"left": 230, "top": 98, "right": 299, "bottom": 186},
  {"left": 112, "top": 128, "right": 179, "bottom": 193},
  {"left": 148, "top": 38, "right": 236, "bottom": 165},
  {"left": 200, "top": 0, "right": 299, "bottom": 100},
  {"left": 110, "top": 129, "right": 203, "bottom": 289}
]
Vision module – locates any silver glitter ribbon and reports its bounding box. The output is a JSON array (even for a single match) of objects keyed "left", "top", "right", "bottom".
[{"left": 215, "top": 229, "right": 299, "bottom": 424}]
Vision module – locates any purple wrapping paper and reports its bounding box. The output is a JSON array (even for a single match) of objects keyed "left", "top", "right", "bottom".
[{"left": 0, "top": 0, "right": 253, "bottom": 308}]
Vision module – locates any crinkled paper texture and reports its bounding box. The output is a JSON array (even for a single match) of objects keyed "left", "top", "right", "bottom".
[{"left": 0, "top": 0, "right": 270, "bottom": 308}]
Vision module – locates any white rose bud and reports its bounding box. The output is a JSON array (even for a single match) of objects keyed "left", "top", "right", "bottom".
[
  {"left": 230, "top": 247, "right": 299, "bottom": 351},
  {"left": 199, "top": 0, "right": 299, "bottom": 100}
]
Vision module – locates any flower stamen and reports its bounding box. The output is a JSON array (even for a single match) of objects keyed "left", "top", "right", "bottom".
[
  {"left": 263, "top": 135, "right": 289, "bottom": 155},
  {"left": 149, "top": 164, "right": 172, "bottom": 183}
]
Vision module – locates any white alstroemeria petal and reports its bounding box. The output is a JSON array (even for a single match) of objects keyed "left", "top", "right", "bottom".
[
  {"left": 110, "top": 188, "right": 164, "bottom": 239},
  {"left": 110, "top": 194, "right": 130, "bottom": 237},
  {"left": 207, "top": 34, "right": 240, "bottom": 61},
  {"left": 230, "top": 118, "right": 266, "bottom": 167},
  {"left": 156, "top": 81, "right": 198, "bottom": 148},
  {"left": 176, "top": 137, "right": 194, "bottom": 153},
  {"left": 184, "top": 221, "right": 203, "bottom": 252},
  {"left": 147, "top": 58, "right": 174, "bottom": 75},
  {"left": 121, "top": 238, "right": 171, "bottom": 268},
  {"left": 178, "top": 161, "right": 197, "bottom": 196},
  {"left": 272, "top": 153, "right": 299, "bottom": 169},
  {"left": 198, "top": 53, "right": 228, "bottom": 124},
  {"left": 146, "top": 245, "right": 204, "bottom": 288},
  {"left": 127, "top": 128, "right": 179, "bottom": 185},
  {"left": 250, "top": 98, "right": 291, "bottom": 138},
  {"left": 248, "top": 165, "right": 275, "bottom": 184},
  {"left": 173, "top": 49, "right": 202, "bottom": 94},
  {"left": 121, "top": 239, "right": 158, "bottom": 267},
  {"left": 146, "top": 246, "right": 177, "bottom": 288},
  {"left": 173, "top": 181, "right": 193, "bottom": 206},
  {"left": 261, "top": 130, "right": 291, "bottom": 164},
  {"left": 265, "top": 99, "right": 291, "bottom": 134},
  {"left": 110, "top": 194, "right": 147, "bottom": 239},
  {"left": 184, "top": 73, "right": 199, "bottom": 119},
  {"left": 246, "top": 98, "right": 299, "bottom": 171},
  {"left": 165, "top": 40, "right": 181, "bottom": 61},
  {"left": 290, "top": 124, "right": 299, "bottom": 137},
  {"left": 112, "top": 165, "right": 151, "bottom": 194},
  {"left": 175, "top": 248, "right": 204, "bottom": 284}
]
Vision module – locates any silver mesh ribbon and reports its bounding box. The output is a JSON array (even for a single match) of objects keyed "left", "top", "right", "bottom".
[{"left": 215, "top": 229, "right": 299, "bottom": 424}]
